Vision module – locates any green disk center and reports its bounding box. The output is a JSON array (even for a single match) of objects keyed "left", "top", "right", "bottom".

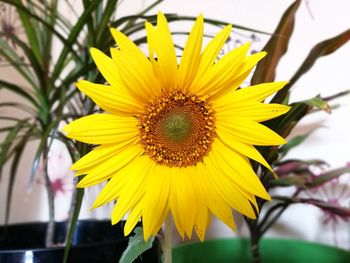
[{"left": 162, "top": 112, "right": 192, "bottom": 144}]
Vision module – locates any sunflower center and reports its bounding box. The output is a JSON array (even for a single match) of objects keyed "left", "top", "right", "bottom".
[
  {"left": 162, "top": 112, "right": 192, "bottom": 143},
  {"left": 138, "top": 90, "right": 216, "bottom": 167}
]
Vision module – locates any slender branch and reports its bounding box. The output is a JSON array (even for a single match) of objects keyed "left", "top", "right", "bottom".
[
  {"left": 258, "top": 203, "right": 286, "bottom": 231},
  {"left": 43, "top": 145, "right": 55, "bottom": 247},
  {"left": 64, "top": 177, "right": 78, "bottom": 245},
  {"left": 259, "top": 204, "right": 288, "bottom": 236}
]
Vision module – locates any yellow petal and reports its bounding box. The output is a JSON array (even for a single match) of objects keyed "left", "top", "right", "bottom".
[
  {"left": 218, "top": 82, "right": 288, "bottom": 104},
  {"left": 209, "top": 51, "right": 267, "bottom": 100},
  {"left": 142, "top": 165, "right": 171, "bottom": 240},
  {"left": 217, "top": 118, "right": 287, "bottom": 146},
  {"left": 110, "top": 28, "right": 161, "bottom": 96},
  {"left": 178, "top": 15, "right": 203, "bottom": 89},
  {"left": 77, "top": 143, "right": 143, "bottom": 188},
  {"left": 154, "top": 12, "right": 178, "bottom": 90},
  {"left": 170, "top": 167, "right": 197, "bottom": 239},
  {"left": 90, "top": 48, "right": 123, "bottom": 88},
  {"left": 193, "top": 24, "right": 232, "bottom": 82},
  {"left": 109, "top": 48, "right": 158, "bottom": 104},
  {"left": 209, "top": 140, "right": 271, "bottom": 200},
  {"left": 76, "top": 80, "right": 143, "bottom": 115},
  {"left": 216, "top": 102, "right": 291, "bottom": 122},
  {"left": 191, "top": 165, "right": 209, "bottom": 241},
  {"left": 71, "top": 137, "right": 137, "bottom": 171},
  {"left": 124, "top": 200, "right": 143, "bottom": 236},
  {"left": 217, "top": 132, "right": 271, "bottom": 171},
  {"left": 204, "top": 158, "right": 256, "bottom": 218},
  {"left": 192, "top": 43, "right": 250, "bottom": 96},
  {"left": 197, "top": 163, "right": 236, "bottom": 231},
  {"left": 63, "top": 114, "right": 138, "bottom": 144},
  {"left": 91, "top": 156, "right": 150, "bottom": 209},
  {"left": 111, "top": 157, "right": 153, "bottom": 225}
]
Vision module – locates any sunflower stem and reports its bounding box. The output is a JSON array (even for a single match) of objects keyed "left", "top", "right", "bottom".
[
  {"left": 164, "top": 216, "right": 173, "bottom": 263},
  {"left": 244, "top": 217, "right": 261, "bottom": 263}
]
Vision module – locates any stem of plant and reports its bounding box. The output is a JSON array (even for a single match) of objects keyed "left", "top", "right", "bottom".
[
  {"left": 245, "top": 217, "right": 261, "bottom": 263},
  {"left": 43, "top": 146, "right": 55, "bottom": 247},
  {"left": 164, "top": 216, "right": 173, "bottom": 263}
]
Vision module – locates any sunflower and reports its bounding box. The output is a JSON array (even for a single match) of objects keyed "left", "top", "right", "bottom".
[{"left": 63, "top": 12, "right": 290, "bottom": 241}]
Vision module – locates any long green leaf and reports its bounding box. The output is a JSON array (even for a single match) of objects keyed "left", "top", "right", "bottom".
[
  {"left": 272, "top": 28, "right": 350, "bottom": 103},
  {"left": 13, "top": 0, "right": 42, "bottom": 65},
  {"left": 0, "top": 80, "right": 39, "bottom": 108},
  {"left": 251, "top": 0, "right": 301, "bottom": 85},
  {"left": 1, "top": 0, "right": 81, "bottom": 62},
  {"left": 27, "top": 120, "right": 59, "bottom": 190},
  {"left": 51, "top": 1, "right": 101, "bottom": 84},
  {"left": 0, "top": 122, "right": 24, "bottom": 180},
  {"left": 95, "top": 0, "right": 119, "bottom": 42},
  {"left": 0, "top": 37, "right": 38, "bottom": 89}
]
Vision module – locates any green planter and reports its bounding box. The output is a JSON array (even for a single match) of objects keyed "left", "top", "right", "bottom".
[{"left": 173, "top": 238, "right": 350, "bottom": 263}]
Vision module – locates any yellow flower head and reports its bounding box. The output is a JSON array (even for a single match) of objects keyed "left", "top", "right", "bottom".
[{"left": 64, "top": 12, "right": 290, "bottom": 241}]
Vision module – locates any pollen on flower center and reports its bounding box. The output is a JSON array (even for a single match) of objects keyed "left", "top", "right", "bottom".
[{"left": 138, "top": 90, "right": 216, "bottom": 167}]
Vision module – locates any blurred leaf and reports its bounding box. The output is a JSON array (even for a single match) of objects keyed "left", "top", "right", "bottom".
[
  {"left": 13, "top": 0, "right": 42, "bottom": 65},
  {"left": 272, "top": 196, "right": 350, "bottom": 219},
  {"left": 0, "top": 80, "right": 39, "bottom": 108},
  {"left": 0, "top": 122, "right": 25, "bottom": 180},
  {"left": 51, "top": 0, "right": 100, "bottom": 84},
  {"left": 270, "top": 175, "right": 310, "bottom": 188},
  {"left": 307, "top": 166, "right": 350, "bottom": 188},
  {"left": 301, "top": 95, "right": 331, "bottom": 113},
  {"left": 272, "top": 165, "right": 350, "bottom": 189},
  {"left": 272, "top": 28, "right": 350, "bottom": 103},
  {"left": 95, "top": 0, "right": 119, "bottom": 42},
  {"left": 2, "top": 0, "right": 81, "bottom": 62},
  {"left": 119, "top": 227, "right": 155, "bottom": 263},
  {"left": 0, "top": 37, "right": 38, "bottom": 89},
  {"left": 251, "top": 0, "right": 301, "bottom": 85},
  {"left": 279, "top": 133, "right": 311, "bottom": 158},
  {"left": 27, "top": 120, "right": 59, "bottom": 190}
]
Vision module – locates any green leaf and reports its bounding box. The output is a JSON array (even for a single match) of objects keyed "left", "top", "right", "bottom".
[
  {"left": 279, "top": 133, "right": 312, "bottom": 158},
  {"left": 272, "top": 28, "right": 350, "bottom": 103},
  {"left": 0, "top": 37, "right": 38, "bottom": 89},
  {"left": 119, "top": 227, "right": 155, "bottom": 263},
  {"left": 51, "top": 0, "right": 101, "bottom": 84},
  {"left": 0, "top": 122, "right": 25, "bottom": 180},
  {"left": 251, "top": 0, "right": 301, "bottom": 86},
  {"left": 13, "top": 0, "right": 42, "bottom": 66},
  {"left": 27, "top": 120, "right": 59, "bottom": 189},
  {"left": 95, "top": 0, "right": 119, "bottom": 42},
  {"left": 301, "top": 95, "right": 331, "bottom": 113},
  {"left": 0, "top": 80, "right": 39, "bottom": 108}
]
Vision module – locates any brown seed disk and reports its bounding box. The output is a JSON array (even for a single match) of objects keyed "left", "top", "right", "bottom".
[{"left": 138, "top": 90, "right": 216, "bottom": 167}]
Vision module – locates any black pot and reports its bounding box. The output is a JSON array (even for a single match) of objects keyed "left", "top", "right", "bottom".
[{"left": 0, "top": 220, "right": 159, "bottom": 263}]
